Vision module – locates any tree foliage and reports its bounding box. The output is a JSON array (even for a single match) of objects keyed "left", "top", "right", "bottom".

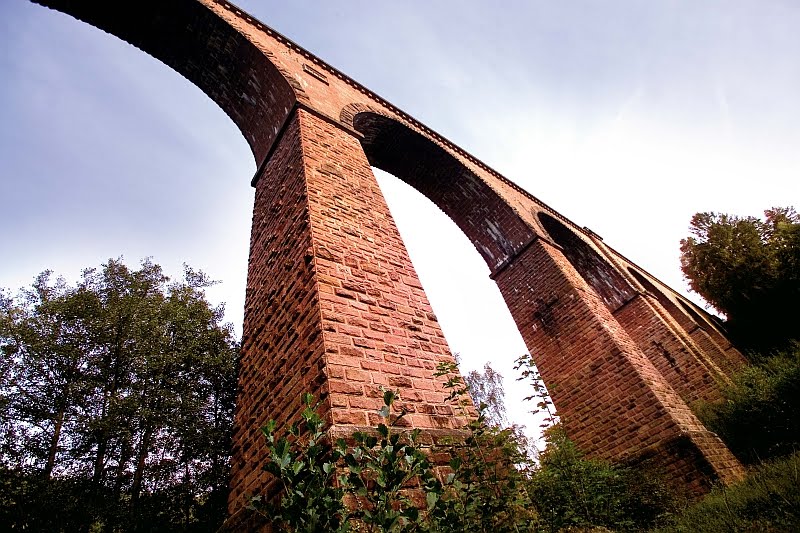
[
  {"left": 464, "top": 362, "right": 508, "bottom": 428},
  {"left": 252, "top": 384, "right": 675, "bottom": 532},
  {"left": 679, "top": 206, "right": 800, "bottom": 351},
  {"left": 528, "top": 426, "right": 677, "bottom": 533},
  {"left": 0, "top": 258, "right": 239, "bottom": 532}
]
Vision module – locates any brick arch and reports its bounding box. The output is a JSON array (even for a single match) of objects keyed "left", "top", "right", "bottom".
[
  {"left": 30, "top": 0, "right": 748, "bottom": 515},
  {"left": 339, "top": 102, "right": 389, "bottom": 130},
  {"left": 352, "top": 111, "right": 536, "bottom": 271},
  {"left": 628, "top": 267, "right": 703, "bottom": 330},
  {"left": 626, "top": 266, "right": 745, "bottom": 371},
  {"left": 537, "top": 212, "right": 636, "bottom": 310},
  {"left": 677, "top": 299, "right": 722, "bottom": 334},
  {"left": 34, "top": 0, "right": 296, "bottom": 163}
]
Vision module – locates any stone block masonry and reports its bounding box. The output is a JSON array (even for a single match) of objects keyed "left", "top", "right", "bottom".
[
  {"left": 31, "top": 0, "right": 747, "bottom": 522},
  {"left": 495, "top": 238, "right": 743, "bottom": 493},
  {"left": 229, "top": 108, "right": 472, "bottom": 514}
]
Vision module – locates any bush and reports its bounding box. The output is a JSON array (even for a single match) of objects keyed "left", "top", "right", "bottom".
[
  {"left": 657, "top": 451, "right": 800, "bottom": 532},
  {"left": 527, "top": 426, "right": 677, "bottom": 532},
  {"left": 250, "top": 394, "right": 676, "bottom": 532},
  {"left": 696, "top": 345, "right": 800, "bottom": 464}
]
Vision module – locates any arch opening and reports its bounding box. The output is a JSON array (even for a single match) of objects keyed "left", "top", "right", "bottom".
[
  {"left": 34, "top": 0, "right": 296, "bottom": 163},
  {"left": 628, "top": 267, "right": 724, "bottom": 337},
  {"left": 628, "top": 267, "right": 697, "bottom": 328},
  {"left": 353, "top": 111, "right": 535, "bottom": 272},
  {"left": 372, "top": 167, "right": 540, "bottom": 436},
  {"left": 678, "top": 299, "right": 725, "bottom": 335},
  {"left": 538, "top": 212, "right": 635, "bottom": 310}
]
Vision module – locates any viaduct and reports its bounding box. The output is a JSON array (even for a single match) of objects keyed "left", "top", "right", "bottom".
[{"left": 33, "top": 0, "right": 746, "bottom": 521}]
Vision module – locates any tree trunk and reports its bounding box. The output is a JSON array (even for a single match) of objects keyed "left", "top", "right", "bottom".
[
  {"left": 131, "top": 424, "right": 153, "bottom": 505},
  {"left": 44, "top": 405, "right": 65, "bottom": 479}
]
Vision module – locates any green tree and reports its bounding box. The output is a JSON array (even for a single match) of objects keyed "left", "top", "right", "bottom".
[
  {"left": 0, "top": 258, "right": 239, "bottom": 532},
  {"left": 679, "top": 206, "right": 800, "bottom": 352},
  {"left": 464, "top": 362, "right": 508, "bottom": 428}
]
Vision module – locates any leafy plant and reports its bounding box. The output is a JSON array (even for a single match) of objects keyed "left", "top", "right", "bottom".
[
  {"left": 428, "top": 417, "right": 537, "bottom": 532},
  {"left": 341, "top": 389, "right": 438, "bottom": 532},
  {"left": 695, "top": 344, "right": 800, "bottom": 464},
  {"left": 515, "top": 353, "right": 558, "bottom": 432},
  {"left": 249, "top": 393, "right": 348, "bottom": 532},
  {"left": 253, "top": 360, "right": 678, "bottom": 532},
  {"left": 528, "top": 425, "right": 677, "bottom": 532}
]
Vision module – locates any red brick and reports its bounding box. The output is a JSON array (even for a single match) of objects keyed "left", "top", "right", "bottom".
[{"left": 70, "top": 3, "right": 747, "bottom": 514}]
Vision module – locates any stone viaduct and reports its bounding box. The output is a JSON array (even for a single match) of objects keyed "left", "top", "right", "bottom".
[{"left": 34, "top": 0, "right": 746, "bottom": 519}]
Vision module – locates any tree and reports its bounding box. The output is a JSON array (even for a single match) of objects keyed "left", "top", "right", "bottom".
[
  {"left": 464, "top": 362, "right": 508, "bottom": 427},
  {"left": 0, "top": 258, "right": 239, "bottom": 532},
  {"left": 680, "top": 206, "right": 800, "bottom": 352}
]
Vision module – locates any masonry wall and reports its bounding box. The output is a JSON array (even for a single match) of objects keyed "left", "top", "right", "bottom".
[
  {"left": 627, "top": 267, "right": 747, "bottom": 377},
  {"left": 32, "top": 0, "right": 748, "bottom": 513},
  {"left": 494, "top": 238, "right": 744, "bottom": 493},
  {"left": 229, "top": 108, "right": 471, "bottom": 518}
]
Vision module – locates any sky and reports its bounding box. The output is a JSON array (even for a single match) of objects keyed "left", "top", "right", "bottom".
[{"left": 1, "top": 0, "right": 799, "bottom": 438}]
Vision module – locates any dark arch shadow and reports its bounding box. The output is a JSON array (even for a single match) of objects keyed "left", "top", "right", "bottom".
[
  {"left": 34, "top": 0, "right": 296, "bottom": 163},
  {"left": 628, "top": 267, "right": 697, "bottom": 326},
  {"left": 352, "top": 111, "right": 535, "bottom": 272},
  {"left": 538, "top": 212, "right": 635, "bottom": 310},
  {"left": 628, "top": 267, "right": 725, "bottom": 336},
  {"left": 678, "top": 299, "right": 725, "bottom": 335}
]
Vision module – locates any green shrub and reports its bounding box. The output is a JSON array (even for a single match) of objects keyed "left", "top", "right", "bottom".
[
  {"left": 251, "top": 392, "right": 678, "bottom": 533},
  {"left": 527, "top": 426, "right": 677, "bottom": 533},
  {"left": 248, "top": 393, "right": 348, "bottom": 532},
  {"left": 657, "top": 451, "right": 800, "bottom": 532},
  {"left": 696, "top": 345, "right": 800, "bottom": 464},
  {"left": 427, "top": 418, "right": 538, "bottom": 532}
]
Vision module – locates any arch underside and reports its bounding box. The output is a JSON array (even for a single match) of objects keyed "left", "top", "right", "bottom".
[
  {"left": 354, "top": 112, "right": 535, "bottom": 272},
  {"left": 29, "top": 0, "right": 746, "bottom": 507},
  {"left": 34, "top": 0, "right": 295, "bottom": 163}
]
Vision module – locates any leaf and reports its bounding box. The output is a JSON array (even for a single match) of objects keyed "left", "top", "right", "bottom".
[
  {"left": 426, "top": 491, "right": 439, "bottom": 510},
  {"left": 280, "top": 453, "right": 291, "bottom": 470},
  {"left": 302, "top": 392, "right": 314, "bottom": 406},
  {"left": 262, "top": 419, "right": 277, "bottom": 436}
]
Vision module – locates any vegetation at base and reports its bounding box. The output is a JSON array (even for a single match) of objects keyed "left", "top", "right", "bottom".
[
  {"left": 695, "top": 344, "right": 800, "bottom": 464},
  {"left": 0, "top": 259, "right": 239, "bottom": 532},
  {"left": 679, "top": 206, "right": 799, "bottom": 352},
  {"left": 250, "top": 389, "right": 537, "bottom": 532},
  {"left": 655, "top": 451, "right": 800, "bottom": 533},
  {"left": 251, "top": 376, "right": 677, "bottom": 532},
  {"left": 528, "top": 426, "right": 678, "bottom": 533},
  {"left": 3, "top": 203, "right": 799, "bottom": 530}
]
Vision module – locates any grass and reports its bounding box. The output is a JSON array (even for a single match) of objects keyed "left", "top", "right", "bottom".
[{"left": 655, "top": 451, "right": 800, "bottom": 532}]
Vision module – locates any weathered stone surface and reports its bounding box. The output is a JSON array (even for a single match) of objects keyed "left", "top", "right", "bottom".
[{"left": 33, "top": 0, "right": 746, "bottom": 521}]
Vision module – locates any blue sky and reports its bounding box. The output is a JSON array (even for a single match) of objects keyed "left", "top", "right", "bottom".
[{"left": 2, "top": 1, "right": 799, "bottom": 435}]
